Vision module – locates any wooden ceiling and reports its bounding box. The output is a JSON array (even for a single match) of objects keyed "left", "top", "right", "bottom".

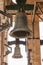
[
  {"left": 5, "top": 0, "right": 43, "bottom": 22},
  {"left": 26, "top": 0, "right": 43, "bottom": 4},
  {"left": 5, "top": 0, "right": 43, "bottom": 5}
]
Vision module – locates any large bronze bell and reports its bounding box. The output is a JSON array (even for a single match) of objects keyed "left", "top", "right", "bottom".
[
  {"left": 12, "top": 39, "right": 22, "bottom": 58},
  {"left": 10, "top": 12, "right": 32, "bottom": 38}
]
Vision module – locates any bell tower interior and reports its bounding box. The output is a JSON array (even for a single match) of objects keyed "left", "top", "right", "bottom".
[{"left": 0, "top": 0, "right": 43, "bottom": 65}]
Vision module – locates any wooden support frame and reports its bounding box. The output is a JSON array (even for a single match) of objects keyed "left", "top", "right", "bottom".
[{"left": 30, "top": 1, "right": 43, "bottom": 39}]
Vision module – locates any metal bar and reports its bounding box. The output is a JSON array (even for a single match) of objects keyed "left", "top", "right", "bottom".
[
  {"left": 8, "top": 41, "right": 26, "bottom": 45},
  {"left": 6, "top": 4, "right": 34, "bottom": 10}
]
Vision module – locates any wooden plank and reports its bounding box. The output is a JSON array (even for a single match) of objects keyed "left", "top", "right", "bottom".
[{"left": 27, "top": 39, "right": 41, "bottom": 65}]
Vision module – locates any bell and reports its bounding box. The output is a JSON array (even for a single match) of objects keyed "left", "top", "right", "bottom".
[
  {"left": 10, "top": 12, "right": 32, "bottom": 38},
  {"left": 12, "top": 40, "right": 22, "bottom": 58}
]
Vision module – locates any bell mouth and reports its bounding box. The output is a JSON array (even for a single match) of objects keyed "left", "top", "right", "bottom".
[
  {"left": 10, "top": 30, "right": 30, "bottom": 38},
  {"left": 12, "top": 55, "right": 22, "bottom": 58}
]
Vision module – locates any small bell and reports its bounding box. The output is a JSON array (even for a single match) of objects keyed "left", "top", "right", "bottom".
[{"left": 12, "top": 44, "right": 22, "bottom": 58}]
